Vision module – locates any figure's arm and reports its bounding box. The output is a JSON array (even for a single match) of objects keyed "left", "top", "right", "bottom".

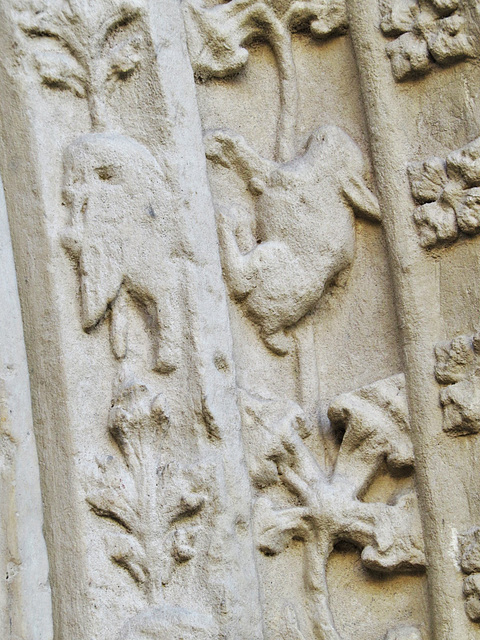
[{"left": 204, "top": 128, "right": 276, "bottom": 190}]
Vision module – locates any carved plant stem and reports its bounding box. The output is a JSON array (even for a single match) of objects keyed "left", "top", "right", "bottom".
[
  {"left": 303, "top": 533, "right": 342, "bottom": 640},
  {"left": 265, "top": 25, "right": 320, "bottom": 429},
  {"left": 269, "top": 25, "right": 298, "bottom": 163},
  {"left": 347, "top": 2, "right": 476, "bottom": 637},
  {"left": 295, "top": 317, "right": 320, "bottom": 435}
]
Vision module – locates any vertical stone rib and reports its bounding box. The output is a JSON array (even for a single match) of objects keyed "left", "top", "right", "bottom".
[
  {"left": 347, "top": 2, "right": 477, "bottom": 638},
  {"left": 0, "top": 176, "right": 53, "bottom": 639}
]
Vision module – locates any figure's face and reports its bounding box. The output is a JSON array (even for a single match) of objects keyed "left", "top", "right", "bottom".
[
  {"left": 63, "top": 145, "right": 132, "bottom": 233},
  {"left": 61, "top": 138, "right": 136, "bottom": 330}
]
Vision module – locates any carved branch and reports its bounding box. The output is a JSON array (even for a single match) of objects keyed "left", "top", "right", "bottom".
[
  {"left": 184, "top": 0, "right": 347, "bottom": 160},
  {"left": 16, "top": 0, "right": 147, "bottom": 130}
]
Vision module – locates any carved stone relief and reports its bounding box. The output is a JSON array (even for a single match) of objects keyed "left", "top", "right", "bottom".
[
  {"left": 434, "top": 330, "right": 480, "bottom": 435},
  {"left": 1, "top": 0, "right": 480, "bottom": 639}
]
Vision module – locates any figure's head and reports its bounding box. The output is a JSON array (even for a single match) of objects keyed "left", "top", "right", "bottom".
[
  {"left": 305, "top": 125, "right": 381, "bottom": 222},
  {"left": 62, "top": 132, "right": 163, "bottom": 236}
]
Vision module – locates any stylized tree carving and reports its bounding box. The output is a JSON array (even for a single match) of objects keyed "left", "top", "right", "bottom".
[
  {"left": 18, "top": 2, "right": 184, "bottom": 371},
  {"left": 379, "top": 0, "right": 476, "bottom": 81},
  {"left": 434, "top": 330, "right": 480, "bottom": 435},
  {"left": 408, "top": 135, "right": 480, "bottom": 248},
  {"left": 184, "top": 0, "right": 347, "bottom": 162},
  {"left": 87, "top": 372, "right": 212, "bottom": 605},
  {"left": 17, "top": 0, "right": 147, "bottom": 130},
  {"left": 240, "top": 375, "right": 425, "bottom": 640}
]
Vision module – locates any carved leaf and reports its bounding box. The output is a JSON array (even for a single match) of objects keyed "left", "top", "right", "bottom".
[
  {"left": 434, "top": 334, "right": 474, "bottom": 384},
  {"left": 386, "top": 32, "right": 430, "bottom": 81},
  {"left": 431, "top": 0, "right": 458, "bottom": 13},
  {"left": 87, "top": 457, "right": 138, "bottom": 532},
  {"left": 107, "top": 533, "right": 149, "bottom": 585},
  {"left": 427, "top": 14, "right": 474, "bottom": 63},
  {"left": 328, "top": 374, "right": 414, "bottom": 495},
  {"left": 407, "top": 157, "right": 448, "bottom": 204},
  {"left": 239, "top": 389, "right": 309, "bottom": 489},
  {"left": 303, "top": 0, "right": 348, "bottom": 39},
  {"left": 435, "top": 332, "right": 480, "bottom": 435},
  {"left": 446, "top": 136, "right": 480, "bottom": 187},
  {"left": 458, "top": 529, "right": 480, "bottom": 622},
  {"left": 34, "top": 50, "right": 87, "bottom": 97},
  {"left": 106, "top": 36, "right": 143, "bottom": 83},
  {"left": 361, "top": 490, "right": 425, "bottom": 572},
  {"left": 107, "top": 374, "right": 169, "bottom": 470},
  {"left": 464, "top": 574, "right": 480, "bottom": 622},
  {"left": 459, "top": 527, "right": 480, "bottom": 574},
  {"left": 380, "top": 0, "right": 418, "bottom": 36},
  {"left": 255, "top": 497, "right": 310, "bottom": 555},
  {"left": 412, "top": 201, "right": 458, "bottom": 247},
  {"left": 183, "top": 0, "right": 348, "bottom": 79}
]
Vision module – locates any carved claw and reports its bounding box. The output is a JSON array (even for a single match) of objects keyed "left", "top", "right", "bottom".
[{"left": 204, "top": 129, "right": 239, "bottom": 168}]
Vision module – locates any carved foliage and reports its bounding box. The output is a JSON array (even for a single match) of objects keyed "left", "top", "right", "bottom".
[
  {"left": 459, "top": 527, "right": 480, "bottom": 622},
  {"left": 240, "top": 375, "right": 425, "bottom": 639},
  {"left": 183, "top": 0, "right": 348, "bottom": 80},
  {"left": 87, "top": 373, "right": 211, "bottom": 604},
  {"left": 408, "top": 136, "right": 480, "bottom": 248},
  {"left": 184, "top": 0, "right": 349, "bottom": 162},
  {"left": 434, "top": 331, "right": 480, "bottom": 435},
  {"left": 16, "top": 0, "right": 147, "bottom": 129},
  {"left": 379, "top": 0, "right": 475, "bottom": 81}
]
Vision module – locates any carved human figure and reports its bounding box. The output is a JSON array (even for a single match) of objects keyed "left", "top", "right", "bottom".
[
  {"left": 205, "top": 125, "right": 381, "bottom": 354},
  {"left": 61, "top": 132, "right": 182, "bottom": 372}
]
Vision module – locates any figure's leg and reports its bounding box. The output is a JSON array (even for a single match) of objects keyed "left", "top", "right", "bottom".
[
  {"left": 110, "top": 286, "right": 128, "bottom": 360},
  {"left": 153, "top": 273, "right": 182, "bottom": 374},
  {"left": 216, "top": 207, "right": 255, "bottom": 301}
]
